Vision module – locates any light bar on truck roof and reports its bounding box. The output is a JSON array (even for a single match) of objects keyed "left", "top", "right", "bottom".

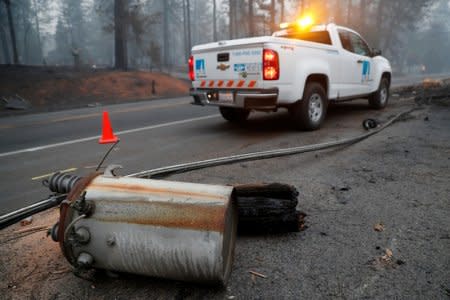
[{"left": 279, "top": 15, "right": 315, "bottom": 31}]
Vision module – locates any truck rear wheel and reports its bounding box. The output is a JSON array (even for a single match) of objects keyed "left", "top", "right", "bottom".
[
  {"left": 291, "top": 82, "right": 328, "bottom": 130},
  {"left": 219, "top": 107, "right": 250, "bottom": 123},
  {"left": 369, "top": 77, "right": 389, "bottom": 109}
]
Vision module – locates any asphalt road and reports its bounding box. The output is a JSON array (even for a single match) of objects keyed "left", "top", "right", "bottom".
[{"left": 0, "top": 76, "right": 449, "bottom": 299}]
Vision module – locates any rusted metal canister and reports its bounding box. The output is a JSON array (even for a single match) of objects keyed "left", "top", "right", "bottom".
[{"left": 56, "top": 175, "right": 237, "bottom": 285}]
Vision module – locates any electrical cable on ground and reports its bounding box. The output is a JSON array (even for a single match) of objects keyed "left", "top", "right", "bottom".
[{"left": 127, "top": 108, "right": 417, "bottom": 179}]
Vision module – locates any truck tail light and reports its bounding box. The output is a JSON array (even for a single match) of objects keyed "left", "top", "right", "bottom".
[
  {"left": 263, "top": 49, "right": 279, "bottom": 80},
  {"left": 188, "top": 55, "right": 195, "bottom": 81}
]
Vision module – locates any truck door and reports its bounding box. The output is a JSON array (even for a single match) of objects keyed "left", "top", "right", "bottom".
[{"left": 338, "top": 30, "right": 373, "bottom": 98}]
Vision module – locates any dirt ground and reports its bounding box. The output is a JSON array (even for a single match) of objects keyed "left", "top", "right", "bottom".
[
  {"left": 0, "top": 65, "right": 190, "bottom": 115},
  {"left": 0, "top": 86, "right": 449, "bottom": 299}
]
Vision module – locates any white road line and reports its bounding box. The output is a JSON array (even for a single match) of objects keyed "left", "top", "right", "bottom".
[{"left": 0, "top": 114, "right": 220, "bottom": 158}]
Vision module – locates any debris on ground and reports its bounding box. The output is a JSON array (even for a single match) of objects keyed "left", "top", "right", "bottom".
[
  {"left": 0, "top": 225, "right": 49, "bottom": 245},
  {"left": 369, "top": 248, "right": 403, "bottom": 270},
  {"left": 392, "top": 78, "right": 450, "bottom": 105},
  {"left": 374, "top": 222, "right": 385, "bottom": 232},
  {"left": 422, "top": 78, "right": 443, "bottom": 89},
  {"left": 414, "top": 79, "right": 450, "bottom": 105},
  {"left": 249, "top": 270, "right": 267, "bottom": 279},
  {"left": 50, "top": 268, "right": 71, "bottom": 275},
  {"left": 362, "top": 118, "right": 379, "bottom": 130},
  {"left": 20, "top": 216, "right": 33, "bottom": 226},
  {"left": 442, "top": 285, "right": 450, "bottom": 297},
  {"left": 383, "top": 248, "right": 393, "bottom": 260},
  {"left": 396, "top": 259, "right": 406, "bottom": 266},
  {"left": 1, "top": 94, "right": 31, "bottom": 110}
]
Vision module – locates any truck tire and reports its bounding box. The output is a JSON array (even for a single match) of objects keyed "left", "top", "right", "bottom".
[
  {"left": 291, "top": 82, "right": 328, "bottom": 130},
  {"left": 369, "top": 77, "right": 389, "bottom": 109},
  {"left": 219, "top": 107, "right": 250, "bottom": 123}
]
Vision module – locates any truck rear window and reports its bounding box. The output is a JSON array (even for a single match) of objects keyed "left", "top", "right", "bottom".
[{"left": 280, "top": 31, "right": 332, "bottom": 45}]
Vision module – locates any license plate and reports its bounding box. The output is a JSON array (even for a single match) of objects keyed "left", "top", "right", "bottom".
[{"left": 219, "top": 92, "right": 234, "bottom": 103}]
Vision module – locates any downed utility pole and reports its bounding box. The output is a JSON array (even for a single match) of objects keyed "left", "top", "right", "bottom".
[{"left": 234, "top": 183, "right": 302, "bottom": 234}]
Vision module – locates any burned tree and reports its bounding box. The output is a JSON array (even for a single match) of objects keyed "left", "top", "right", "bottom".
[
  {"left": 2, "top": 0, "right": 18, "bottom": 64},
  {"left": 114, "top": 0, "right": 128, "bottom": 70}
]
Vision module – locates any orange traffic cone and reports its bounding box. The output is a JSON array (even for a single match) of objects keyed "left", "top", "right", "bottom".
[{"left": 99, "top": 111, "right": 119, "bottom": 144}]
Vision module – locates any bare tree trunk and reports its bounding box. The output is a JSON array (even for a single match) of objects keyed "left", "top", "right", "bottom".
[
  {"left": 186, "top": 0, "right": 191, "bottom": 54},
  {"left": 192, "top": 0, "right": 196, "bottom": 44},
  {"left": 114, "top": 0, "right": 128, "bottom": 70},
  {"left": 23, "top": 11, "right": 30, "bottom": 64},
  {"left": 360, "top": 0, "right": 367, "bottom": 32},
  {"left": 229, "top": 0, "right": 234, "bottom": 39},
  {"left": 334, "top": 0, "right": 342, "bottom": 24},
  {"left": 182, "top": 0, "right": 188, "bottom": 61},
  {"left": 163, "top": 0, "right": 169, "bottom": 67},
  {"left": 376, "top": 0, "right": 384, "bottom": 25},
  {"left": 0, "top": 25, "right": 11, "bottom": 63},
  {"left": 32, "top": 0, "right": 43, "bottom": 63},
  {"left": 375, "top": 0, "right": 386, "bottom": 46},
  {"left": 213, "top": 0, "right": 217, "bottom": 41},
  {"left": 279, "top": 0, "right": 284, "bottom": 23},
  {"left": 3, "top": 0, "right": 19, "bottom": 64},
  {"left": 346, "top": 0, "right": 352, "bottom": 25},
  {"left": 248, "top": 0, "right": 254, "bottom": 36},
  {"left": 270, "top": 0, "right": 276, "bottom": 33}
]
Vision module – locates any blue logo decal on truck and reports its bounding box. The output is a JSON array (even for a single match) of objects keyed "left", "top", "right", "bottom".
[
  {"left": 362, "top": 61, "right": 371, "bottom": 82},
  {"left": 234, "top": 64, "right": 246, "bottom": 72},
  {"left": 233, "top": 63, "right": 261, "bottom": 75},
  {"left": 195, "top": 59, "right": 206, "bottom": 77}
]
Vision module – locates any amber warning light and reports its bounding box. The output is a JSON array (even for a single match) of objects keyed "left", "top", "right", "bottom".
[{"left": 280, "top": 15, "right": 315, "bottom": 30}]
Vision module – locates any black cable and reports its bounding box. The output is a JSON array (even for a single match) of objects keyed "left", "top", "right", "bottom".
[{"left": 95, "top": 141, "right": 120, "bottom": 171}]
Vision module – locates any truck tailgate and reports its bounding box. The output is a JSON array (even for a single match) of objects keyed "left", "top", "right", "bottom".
[{"left": 192, "top": 40, "right": 264, "bottom": 89}]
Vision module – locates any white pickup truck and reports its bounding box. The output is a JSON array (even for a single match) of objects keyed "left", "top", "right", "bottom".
[{"left": 189, "top": 23, "right": 392, "bottom": 130}]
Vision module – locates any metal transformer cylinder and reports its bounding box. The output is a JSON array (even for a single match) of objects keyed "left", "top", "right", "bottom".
[{"left": 57, "top": 175, "right": 237, "bottom": 285}]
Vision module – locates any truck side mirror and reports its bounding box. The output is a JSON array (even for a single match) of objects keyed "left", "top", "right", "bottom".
[{"left": 372, "top": 48, "right": 382, "bottom": 57}]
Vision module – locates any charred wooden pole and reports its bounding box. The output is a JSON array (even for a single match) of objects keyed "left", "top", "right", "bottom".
[
  {"left": 2, "top": 177, "right": 305, "bottom": 236},
  {"left": 234, "top": 183, "right": 303, "bottom": 234}
]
